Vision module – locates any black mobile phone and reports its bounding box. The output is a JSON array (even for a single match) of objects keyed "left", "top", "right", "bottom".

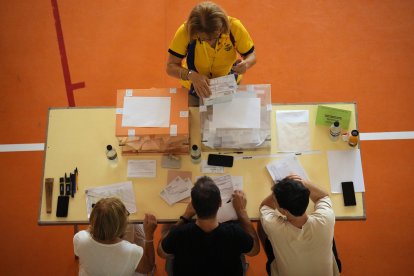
[
  {"left": 207, "top": 154, "right": 234, "bottom": 167},
  {"left": 341, "top": 181, "right": 357, "bottom": 206},
  {"left": 56, "top": 195, "right": 69, "bottom": 217}
]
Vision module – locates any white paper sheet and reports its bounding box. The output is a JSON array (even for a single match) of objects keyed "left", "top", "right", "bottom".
[
  {"left": 211, "top": 174, "right": 234, "bottom": 201},
  {"left": 213, "top": 98, "right": 261, "bottom": 129},
  {"left": 122, "top": 97, "right": 171, "bottom": 127},
  {"left": 127, "top": 160, "right": 156, "bottom": 178},
  {"left": 266, "top": 155, "right": 309, "bottom": 182},
  {"left": 327, "top": 149, "right": 365, "bottom": 193},
  {"left": 217, "top": 176, "right": 243, "bottom": 223},
  {"left": 85, "top": 181, "right": 136, "bottom": 218},
  {"left": 204, "top": 75, "right": 237, "bottom": 106},
  {"left": 200, "top": 160, "right": 224, "bottom": 173},
  {"left": 276, "top": 110, "right": 311, "bottom": 152},
  {"left": 160, "top": 176, "right": 192, "bottom": 205}
]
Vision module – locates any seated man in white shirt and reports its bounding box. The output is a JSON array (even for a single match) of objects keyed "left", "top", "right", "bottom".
[{"left": 259, "top": 174, "right": 341, "bottom": 276}]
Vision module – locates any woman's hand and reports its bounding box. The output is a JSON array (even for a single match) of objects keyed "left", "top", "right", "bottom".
[
  {"left": 232, "top": 59, "right": 248, "bottom": 74},
  {"left": 189, "top": 71, "right": 211, "bottom": 98},
  {"left": 143, "top": 213, "right": 157, "bottom": 239}
]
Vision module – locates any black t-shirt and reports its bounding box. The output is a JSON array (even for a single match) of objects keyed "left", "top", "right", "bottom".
[{"left": 162, "top": 222, "right": 253, "bottom": 276}]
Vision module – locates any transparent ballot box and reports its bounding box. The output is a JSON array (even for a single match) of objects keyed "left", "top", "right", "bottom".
[
  {"left": 116, "top": 88, "right": 190, "bottom": 155},
  {"left": 200, "top": 84, "right": 272, "bottom": 151}
]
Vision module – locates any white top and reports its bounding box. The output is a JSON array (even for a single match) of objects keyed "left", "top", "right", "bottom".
[
  {"left": 73, "top": 230, "right": 143, "bottom": 276},
  {"left": 260, "top": 196, "right": 339, "bottom": 276}
]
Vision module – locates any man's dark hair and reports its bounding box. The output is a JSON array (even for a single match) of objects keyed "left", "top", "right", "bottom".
[
  {"left": 272, "top": 177, "right": 310, "bottom": 216},
  {"left": 191, "top": 176, "right": 221, "bottom": 219}
]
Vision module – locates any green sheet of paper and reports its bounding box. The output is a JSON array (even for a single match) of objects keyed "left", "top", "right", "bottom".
[{"left": 315, "top": 105, "right": 352, "bottom": 129}]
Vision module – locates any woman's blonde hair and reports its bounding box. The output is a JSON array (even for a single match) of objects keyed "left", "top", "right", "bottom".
[
  {"left": 89, "top": 197, "right": 128, "bottom": 242},
  {"left": 186, "top": 1, "right": 230, "bottom": 39}
]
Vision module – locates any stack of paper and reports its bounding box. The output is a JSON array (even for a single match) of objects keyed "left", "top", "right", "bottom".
[
  {"left": 276, "top": 110, "right": 311, "bottom": 152},
  {"left": 200, "top": 84, "right": 272, "bottom": 150},
  {"left": 160, "top": 176, "right": 192, "bottom": 205},
  {"left": 85, "top": 181, "right": 137, "bottom": 218},
  {"left": 204, "top": 74, "right": 237, "bottom": 106},
  {"left": 266, "top": 155, "right": 309, "bottom": 182}
]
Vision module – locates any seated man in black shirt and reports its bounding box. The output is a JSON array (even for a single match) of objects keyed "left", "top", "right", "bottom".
[{"left": 157, "top": 176, "right": 260, "bottom": 276}]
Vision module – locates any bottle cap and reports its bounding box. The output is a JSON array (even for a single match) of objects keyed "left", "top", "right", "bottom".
[
  {"left": 192, "top": 144, "right": 198, "bottom": 151},
  {"left": 351, "top": 130, "right": 359, "bottom": 136},
  {"left": 106, "top": 145, "right": 113, "bottom": 151},
  {"left": 334, "top": 121, "right": 339, "bottom": 127}
]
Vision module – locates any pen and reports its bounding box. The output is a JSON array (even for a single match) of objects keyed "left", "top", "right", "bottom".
[
  {"left": 65, "top": 173, "right": 71, "bottom": 196},
  {"left": 59, "top": 177, "right": 64, "bottom": 195},
  {"left": 218, "top": 151, "right": 244, "bottom": 154},
  {"left": 226, "top": 198, "right": 232, "bottom": 203},
  {"left": 75, "top": 167, "right": 79, "bottom": 191},
  {"left": 70, "top": 173, "right": 75, "bottom": 198}
]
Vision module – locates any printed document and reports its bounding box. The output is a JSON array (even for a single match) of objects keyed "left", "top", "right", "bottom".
[
  {"left": 215, "top": 176, "right": 243, "bottom": 223},
  {"left": 127, "top": 160, "right": 156, "bottom": 178},
  {"left": 85, "top": 181, "right": 136, "bottom": 218},
  {"left": 266, "top": 155, "right": 309, "bottom": 182},
  {"left": 160, "top": 176, "right": 192, "bottom": 205},
  {"left": 204, "top": 74, "right": 237, "bottom": 106},
  {"left": 201, "top": 160, "right": 224, "bottom": 173}
]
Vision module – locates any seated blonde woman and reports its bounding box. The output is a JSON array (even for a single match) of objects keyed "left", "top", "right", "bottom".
[{"left": 73, "top": 197, "right": 157, "bottom": 276}]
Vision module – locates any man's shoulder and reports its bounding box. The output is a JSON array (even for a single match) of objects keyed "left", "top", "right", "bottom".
[
  {"left": 310, "top": 196, "right": 335, "bottom": 224},
  {"left": 168, "top": 222, "right": 196, "bottom": 235},
  {"left": 314, "top": 196, "right": 334, "bottom": 213}
]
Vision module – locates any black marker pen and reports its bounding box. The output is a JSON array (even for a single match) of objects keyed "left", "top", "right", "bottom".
[{"left": 59, "top": 177, "right": 64, "bottom": 195}]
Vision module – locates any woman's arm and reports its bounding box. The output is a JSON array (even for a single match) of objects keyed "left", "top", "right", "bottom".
[
  {"left": 232, "top": 51, "right": 257, "bottom": 74},
  {"left": 166, "top": 54, "right": 189, "bottom": 81},
  {"left": 136, "top": 214, "right": 157, "bottom": 274},
  {"left": 166, "top": 54, "right": 211, "bottom": 98}
]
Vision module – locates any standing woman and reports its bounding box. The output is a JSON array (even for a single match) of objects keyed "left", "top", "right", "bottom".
[
  {"left": 73, "top": 198, "right": 157, "bottom": 276},
  {"left": 166, "top": 1, "right": 257, "bottom": 104}
]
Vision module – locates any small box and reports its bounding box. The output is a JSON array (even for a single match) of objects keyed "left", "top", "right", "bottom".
[{"left": 116, "top": 88, "right": 189, "bottom": 155}]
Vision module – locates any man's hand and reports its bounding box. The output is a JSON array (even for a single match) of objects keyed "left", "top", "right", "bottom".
[
  {"left": 189, "top": 72, "right": 211, "bottom": 98},
  {"left": 232, "top": 190, "right": 247, "bottom": 215},
  {"left": 232, "top": 59, "right": 248, "bottom": 74},
  {"left": 182, "top": 201, "right": 196, "bottom": 219},
  {"left": 287, "top": 174, "right": 309, "bottom": 187},
  {"left": 143, "top": 213, "right": 157, "bottom": 239}
]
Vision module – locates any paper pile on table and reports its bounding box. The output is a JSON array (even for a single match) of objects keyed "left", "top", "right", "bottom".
[
  {"left": 203, "top": 74, "right": 237, "bottom": 106},
  {"left": 160, "top": 176, "right": 192, "bottom": 205}
]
